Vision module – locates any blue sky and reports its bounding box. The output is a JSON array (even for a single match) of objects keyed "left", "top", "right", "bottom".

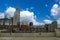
[{"left": 0, "top": 0, "right": 60, "bottom": 25}]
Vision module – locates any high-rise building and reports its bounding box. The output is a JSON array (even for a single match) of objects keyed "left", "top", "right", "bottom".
[
  {"left": 51, "top": 21, "right": 57, "bottom": 31},
  {"left": 45, "top": 21, "right": 57, "bottom": 32},
  {"left": 13, "top": 7, "right": 20, "bottom": 25}
]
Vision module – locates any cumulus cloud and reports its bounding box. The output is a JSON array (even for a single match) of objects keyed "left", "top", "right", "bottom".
[
  {"left": 0, "top": 13, "right": 4, "bottom": 18},
  {"left": 51, "top": 4, "right": 60, "bottom": 27},
  {"left": 43, "top": 19, "right": 52, "bottom": 24},
  {"left": 0, "top": 7, "right": 16, "bottom": 19},
  {"left": 20, "top": 10, "right": 41, "bottom": 25},
  {"left": 0, "top": 6, "right": 45, "bottom": 25},
  {"left": 5, "top": 7, "right": 16, "bottom": 18},
  {"left": 51, "top": 4, "right": 60, "bottom": 19},
  {"left": 4, "top": 7, "right": 42, "bottom": 25}
]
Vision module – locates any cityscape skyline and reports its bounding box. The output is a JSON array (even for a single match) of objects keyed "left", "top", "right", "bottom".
[
  {"left": 0, "top": 0, "right": 60, "bottom": 26},
  {"left": 0, "top": 0, "right": 60, "bottom": 40}
]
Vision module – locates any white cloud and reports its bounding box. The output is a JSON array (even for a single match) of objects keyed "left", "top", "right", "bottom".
[
  {"left": 51, "top": 4, "right": 60, "bottom": 28},
  {"left": 0, "top": 7, "right": 44, "bottom": 25},
  {"left": 51, "top": 4, "right": 60, "bottom": 27},
  {"left": 43, "top": 19, "right": 52, "bottom": 24},
  {"left": 53, "top": 4, "right": 58, "bottom": 8},
  {"left": 51, "top": 4, "right": 60, "bottom": 19},
  {"left": 20, "top": 10, "right": 41, "bottom": 25},
  {"left": 0, "top": 13, "right": 4, "bottom": 19},
  {"left": 0, "top": 7, "right": 16, "bottom": 19},
  {"left": 4, "top": 7, "right": 42, "bottom": 25},
  {"left": 5, "top": 7, "right": 16, "bottom": 18}
]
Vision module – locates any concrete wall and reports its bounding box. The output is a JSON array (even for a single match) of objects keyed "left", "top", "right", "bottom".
[
  {"left": 41, "top": 32, "right": 55, "bottom": 37},
  {"left": 0, "top": 32, "right": 55, "bottom": 37},
  {"left": 0, "top": 29, "right": 60, "bottom": 37},
  {"left": 55, "top": 29, "right": 60, "bottom": 37}
]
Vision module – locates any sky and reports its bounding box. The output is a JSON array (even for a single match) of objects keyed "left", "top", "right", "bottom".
[{"left": 0, "top": 0, "right": 60, "bottom": 26}]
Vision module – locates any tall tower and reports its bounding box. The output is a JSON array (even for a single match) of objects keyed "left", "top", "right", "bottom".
[{"left": 13, "top": 7, "right": 20, "bottom": 25}]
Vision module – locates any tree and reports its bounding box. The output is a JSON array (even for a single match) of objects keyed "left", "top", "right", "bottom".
[{"left": 29, "top": 22, "right": 33, "bottom": 26}]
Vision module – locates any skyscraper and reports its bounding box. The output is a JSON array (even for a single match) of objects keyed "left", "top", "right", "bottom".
[{"left": 13, "top": 7, "right": 20, "bottom": 25}]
